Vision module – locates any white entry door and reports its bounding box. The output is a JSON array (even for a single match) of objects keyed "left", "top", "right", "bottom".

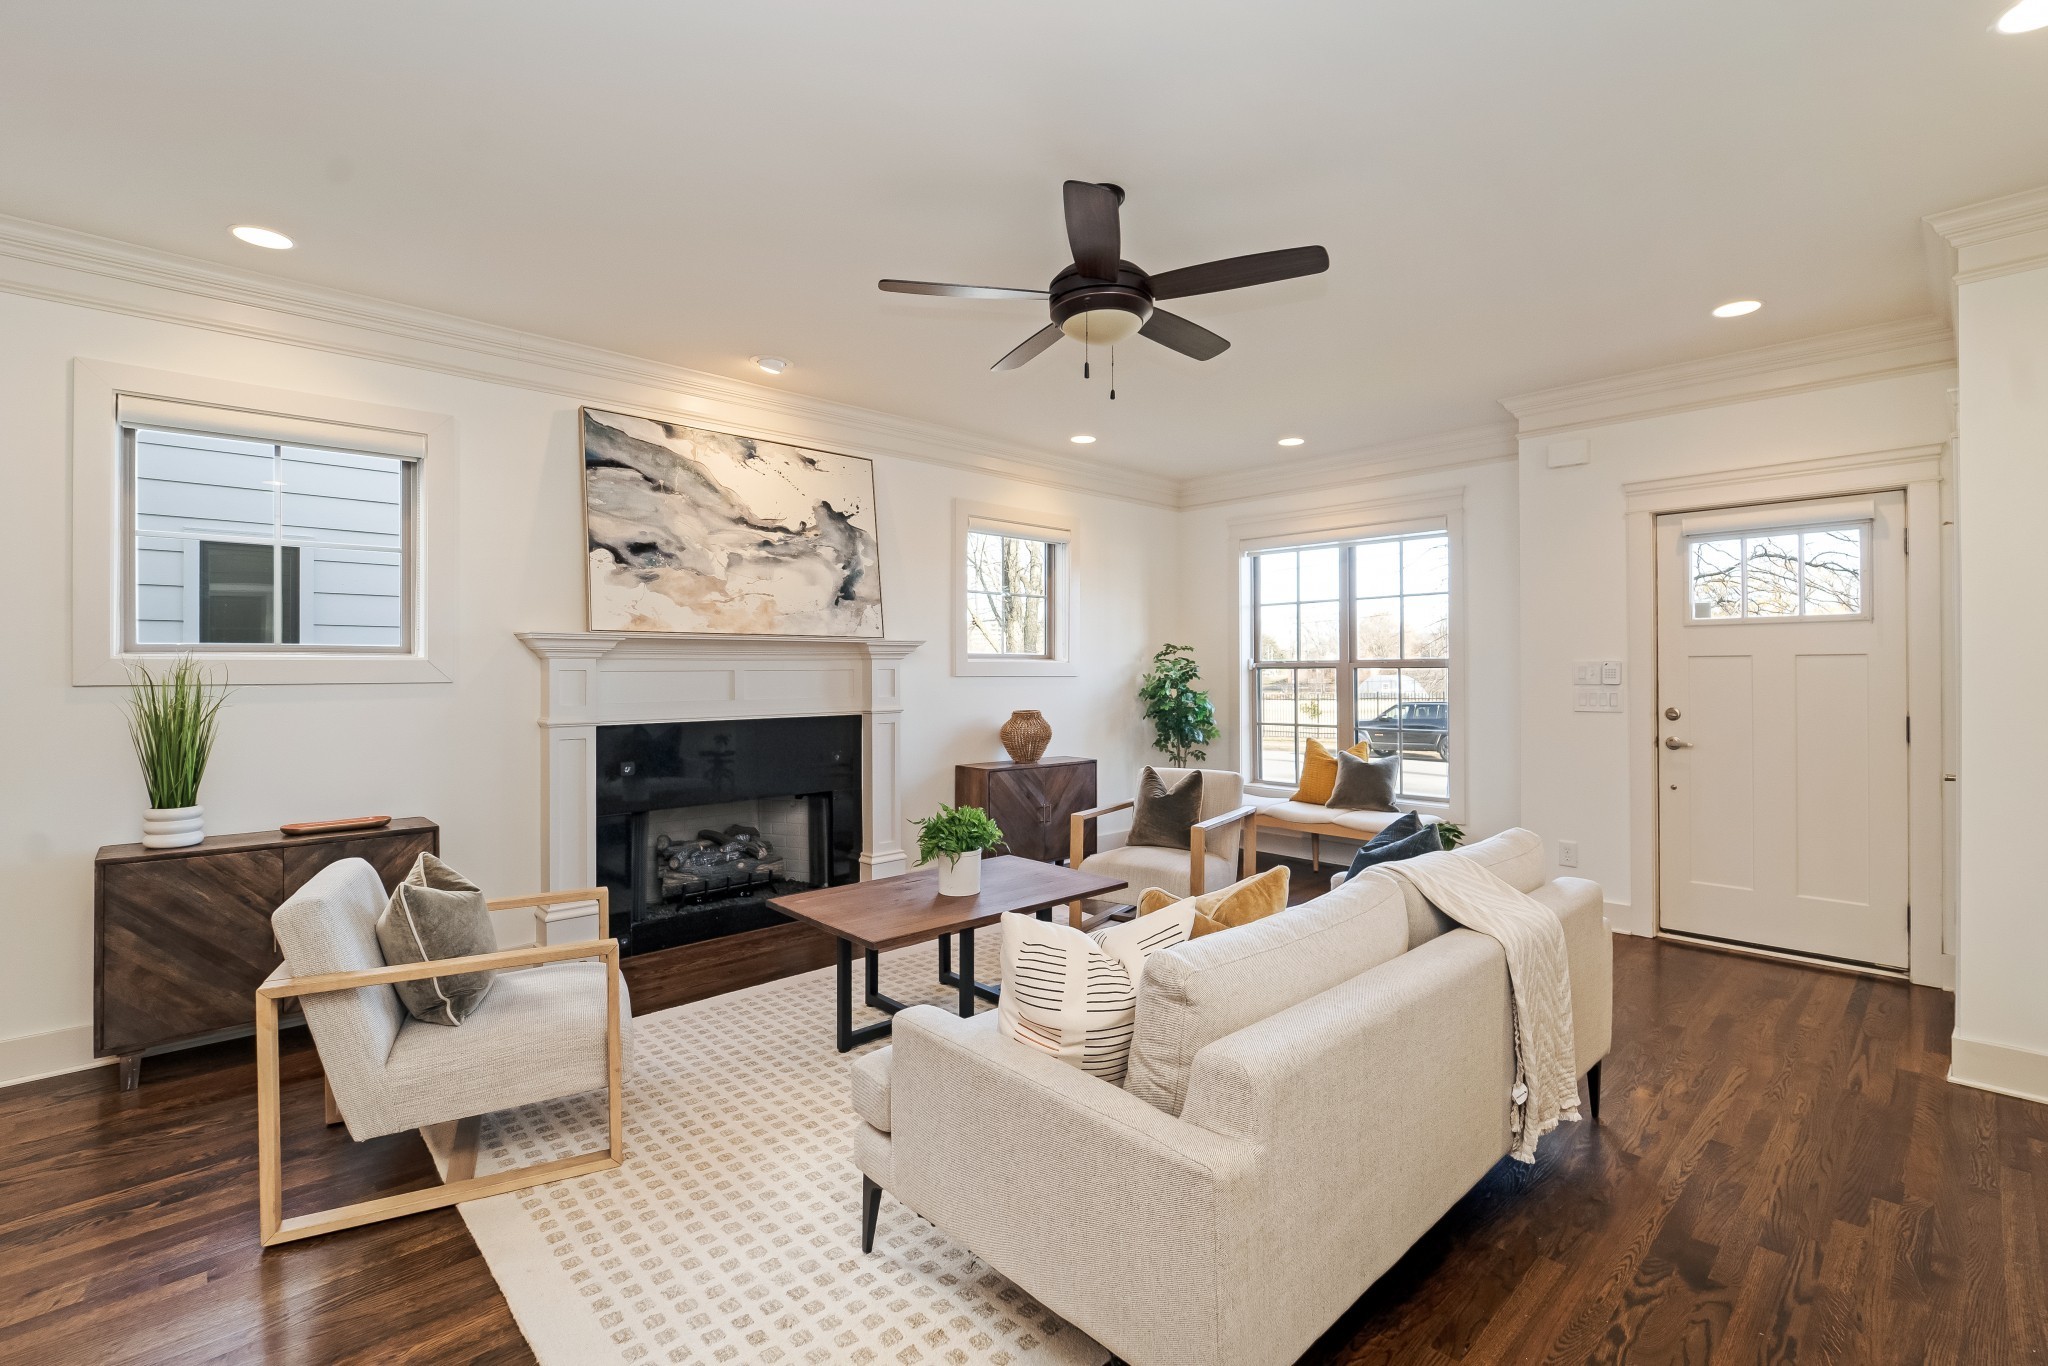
[{"left": 1656, "top": 492, "right": 1910, "bottom": 968}]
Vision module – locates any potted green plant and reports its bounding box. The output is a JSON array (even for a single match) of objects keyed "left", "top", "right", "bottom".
[
  {"left": 913, "top": 804, "right": 1005, "bottom": 896},
  {"left": 1138, "top": 643, "right": 1221, "bottom": 767},
  {"left": 126, "top": 656, "right": 230, "bottom": 848}
]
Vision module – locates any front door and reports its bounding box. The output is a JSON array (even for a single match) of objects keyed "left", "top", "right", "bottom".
[{"left": 1656, "top": 492, "right": 1910, "bottom": 968}]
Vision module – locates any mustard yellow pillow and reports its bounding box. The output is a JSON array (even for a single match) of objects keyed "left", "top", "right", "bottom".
[
  {"left": 1288, "top": 737, "right": 1374, "bottom": 805},
  {"left": 1135, "top": 866, "right": 1291, "bottom": 938}
]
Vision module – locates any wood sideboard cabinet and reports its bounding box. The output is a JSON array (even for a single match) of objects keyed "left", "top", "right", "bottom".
[
  {"left": 93, "top": 818, "right": 439, "bottom": 1088},
  {"left": 955, "top": 758, "right": 1098, "bottom": 865}
]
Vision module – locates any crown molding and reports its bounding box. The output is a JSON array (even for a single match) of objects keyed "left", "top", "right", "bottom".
[
  {"left": 0, "top": 212, "right": 1178, "bottom": 507},
  {"left": 1176, "top": 422, "right": 1517, "bottom": 509},
  {"left": 1500, "top": 316, "right": 1955, "bottom": 438},
  {"left": 1925, "top": 184, "right": 2048, "bottom": 289}
]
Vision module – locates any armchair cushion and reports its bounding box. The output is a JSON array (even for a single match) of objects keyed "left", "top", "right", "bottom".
[
  {"left": 1078, "top": 844, "right": 1238, "bottom": 907},
  {"left": 1127, "top": 766, "right": 1204, "bottom": 849},
  {"left": 377, "top": 853, "right": 499, "bottom": 1025},
  {"left": 366, "top": 961, "right": 628, "bottom": 1139}
]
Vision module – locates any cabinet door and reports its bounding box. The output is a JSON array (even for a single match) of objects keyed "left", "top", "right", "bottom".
[
  {"left": 98, "top": 849, "right": 284, "bottom": 1056},
  {"left": 281, "top": 828, "right": 438, "bottom": 899},
  {"left": 988, "top": 764, "right": 1097, "bottom": 863}
]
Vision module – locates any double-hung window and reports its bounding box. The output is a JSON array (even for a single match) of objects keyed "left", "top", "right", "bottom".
[{"left": 1250, "top": 529, "right": 1452, "bottom": 805}]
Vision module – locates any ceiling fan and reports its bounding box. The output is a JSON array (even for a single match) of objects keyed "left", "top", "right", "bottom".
[{"left": 879, "top": 180, "right": 1329, "bottom": 372}]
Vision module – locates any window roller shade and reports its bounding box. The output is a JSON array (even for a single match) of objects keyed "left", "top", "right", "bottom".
[{"left": 116, "top": 394, "right": 427, "bottom": 460}]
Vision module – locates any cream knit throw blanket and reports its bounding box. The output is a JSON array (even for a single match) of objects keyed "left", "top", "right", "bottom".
[{"left": 1385, "top": 851, "right": 1580, "bottom": 1162}]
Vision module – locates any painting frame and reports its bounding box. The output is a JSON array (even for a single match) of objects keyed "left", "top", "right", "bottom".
[{"left": 578, "top": 407, "right": 886, "bottom": 638}]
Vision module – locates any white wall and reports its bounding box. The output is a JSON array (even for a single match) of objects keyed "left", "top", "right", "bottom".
[
  {"left": 0, "top": 286, "right": 1180, "bottom": 1086},
  {"left": 1516, "top": 370, "right": 1957, "bottom": 933},
  {"left": 1952, "top": 259, "right": 2048, "bottom": 1102},
  {"left": 1173, "top": 457, "right": 1524, "bottom": 843}
]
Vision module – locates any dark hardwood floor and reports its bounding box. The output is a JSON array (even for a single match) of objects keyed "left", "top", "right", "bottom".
[{"left": 3, "top": 864, "right": 2043, "bottom": 1365}]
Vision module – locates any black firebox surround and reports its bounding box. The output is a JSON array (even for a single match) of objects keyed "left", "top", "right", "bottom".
[{"left": 595, "top": 716, "right": 863, "bottom": 956}]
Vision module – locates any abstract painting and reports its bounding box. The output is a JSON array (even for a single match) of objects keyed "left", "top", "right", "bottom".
[{"left": 581, "top": 408, "right": 884, "bottom": 636}]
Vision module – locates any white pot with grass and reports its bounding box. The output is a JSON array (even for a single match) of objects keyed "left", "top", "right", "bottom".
[
  {"left": 127, "top": 656, "right": 229, "bottom": 849},
  {"left": 914, "top": 804, "right": 1004, "bottom": 898}
]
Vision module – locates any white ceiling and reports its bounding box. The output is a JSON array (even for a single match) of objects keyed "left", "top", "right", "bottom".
[{"left": 2, "top": 2, "right": 2042, "bottom": 480}]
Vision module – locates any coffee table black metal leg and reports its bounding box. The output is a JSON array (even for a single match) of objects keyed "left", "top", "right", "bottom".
[
  {"left": 937, "top": 929, "right": 1002, "bottom": 1009},
  {"left": 957, "top": 927, "right": 976, "bottom": 1017},
  {"left": 837, "top": 937, "right": 901, "bottom": 1053}
]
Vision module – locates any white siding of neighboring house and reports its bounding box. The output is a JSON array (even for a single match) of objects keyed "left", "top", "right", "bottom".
[{"left": 132, "top": 428, "right": 405, "bottom": 646}]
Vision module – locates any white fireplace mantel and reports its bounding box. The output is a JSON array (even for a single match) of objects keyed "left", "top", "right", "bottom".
[{"left": 518, "top": 631, "right": 924, "bottom": 892}]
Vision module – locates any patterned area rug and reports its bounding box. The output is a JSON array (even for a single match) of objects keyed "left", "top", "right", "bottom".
[{"left": 455, "top": 930, "right": 1110, "bottom": 1366}]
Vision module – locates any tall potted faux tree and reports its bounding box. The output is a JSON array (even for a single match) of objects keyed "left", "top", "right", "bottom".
[
  {"left": 127, "top": 656, "right": 229, "bottom": 848},
  {"left": 1138, "top": 643, "right": 1220, "bottom": 767},
  {"left": 913, "top": 804, "right": 1005, "bottom": 896}
]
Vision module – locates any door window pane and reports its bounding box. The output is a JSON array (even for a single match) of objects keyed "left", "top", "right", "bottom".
[
  {"left": 1691, "top": 539, "right": 1742, "bottom": 619},
  {"left": 1745, "top": 535, "right": 1800, "bottom": 616},
  {"left": 1801, "top": 529, "right": 1862, "bottom": 615}
]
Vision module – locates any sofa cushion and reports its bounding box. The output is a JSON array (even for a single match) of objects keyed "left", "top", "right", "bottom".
[
  {"left": 1128, "top": 767, "right": 1204, "bottom": 850},
  {"left": 998, "top": 902, "right": 1196, "bottom": 1085},
  {"left": 1135, "top": 866, "right": 1290, "bottom": 938},
  {"left": 850, "top": 1045, "right": 893, "bottom": 1132},
  {"left": 1125, "top": 871, "right": 1410, "bottom": 1117},
  {"left": 1255, "top": 801, "right": 1411, "bottom": 838}
]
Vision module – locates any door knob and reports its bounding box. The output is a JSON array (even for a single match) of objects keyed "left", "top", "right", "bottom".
[
  {"left": 1664, "top": 706, "right": 1681, "bottom": 721},
  {"left": 1664, "top": 737, "right": 1693, "bottom": 750}
]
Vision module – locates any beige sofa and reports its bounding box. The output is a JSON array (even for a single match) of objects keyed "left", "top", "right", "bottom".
[{"left": 848, "top": 829, "right": 1611, "bottom": 1366}]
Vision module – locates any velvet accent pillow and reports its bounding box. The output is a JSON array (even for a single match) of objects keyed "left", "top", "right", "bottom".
[
  {"left": 1126, "top": 767, "right": 1205, "bottom": 850},
  {"left": 1287, "top": 737, "right": 1373, "bottom": 805},
  {"left": 1343, "top": 812, "right": 1442, "bottom": 878},
  {"left": 1326, "top": 750, "right": 1400, "bottom": 811},
  {"left": 1136, "top": 866, "right": 1292, "bottom": 938},
  {"left": 375, "top": 852, "right": 499, "bottom": 1026}
]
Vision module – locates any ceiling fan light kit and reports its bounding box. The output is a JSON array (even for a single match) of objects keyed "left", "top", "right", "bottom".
[{"left": 880, "top": 179, "right": 1328, "bottom": 380}]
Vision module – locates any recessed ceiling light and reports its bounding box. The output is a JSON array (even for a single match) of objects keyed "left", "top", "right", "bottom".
[
  {"left": 1995, "top": 0, "right": 2048, "bottom": 34},
  {"left": 1069, "top": 434, "right": 1096, "bottom": 444},
  {"left": 230, "top": 225, "right": 293, "bottom": 250},
  {"left": 1277, "top": 436, "right": 1306, "bottom": 447},
  {"left": 1711, "top": 299, "right": 1763, "bottom": 318},
  {"left": 750, "top": 355, "right": 791, "bottom": 375}
]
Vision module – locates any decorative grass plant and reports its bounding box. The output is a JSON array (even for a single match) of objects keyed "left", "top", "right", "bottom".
[
  {"left": 126, "top": 656, "right": 230, "bottom": 810},
  {"left": 913, "top": 804, "right": 1005, "bottom": 868}
]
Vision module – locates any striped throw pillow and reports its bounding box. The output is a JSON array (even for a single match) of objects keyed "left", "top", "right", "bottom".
[{"left": 997, "top": 903, "right": 1196, "bottom": 1085}]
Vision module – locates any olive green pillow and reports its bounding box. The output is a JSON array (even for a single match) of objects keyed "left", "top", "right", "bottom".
[
  {"left": 375, "top": 852, "right": 498, "bottom": 1026},
  {"left": 1127, "top": 767, "right": 1205, "bottom": 850},
  {"left": 1327, "top": 750, "right": 1400, "bottom": 811}
]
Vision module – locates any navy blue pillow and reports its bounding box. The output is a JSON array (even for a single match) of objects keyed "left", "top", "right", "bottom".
[{"left": 1343, "top": 812, "right": 1442, "bottom": 879}]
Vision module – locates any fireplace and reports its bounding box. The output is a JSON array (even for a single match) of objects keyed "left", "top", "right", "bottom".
[{"left": 597, "top": 716, "right": 862, "bottom": 955}]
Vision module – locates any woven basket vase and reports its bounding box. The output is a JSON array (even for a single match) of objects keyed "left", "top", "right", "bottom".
[{"left": 999, "top": 709, "right": 1052, "bottom": 764}]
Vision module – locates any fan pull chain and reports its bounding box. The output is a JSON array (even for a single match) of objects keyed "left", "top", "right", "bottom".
[
  {"left": 1109, "top": 346, "right": 1116, "bottom": 401},
  {"left": 1083, "top": 315, "right": 1091, "bottom": 380}
]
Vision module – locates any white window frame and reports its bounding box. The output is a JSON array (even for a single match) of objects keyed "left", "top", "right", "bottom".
[
  {"left": 1680, "top": 518, "right": 1875, "bottom": 626},
  {"left": 72, "top": 360, "right": 458, "bottom": 686},
  {"left": 1231, "top": 492, "right": 1467, "bottom": 817},
  {"left": 951, "top": 499, "right": 1076, "bottom": 678}
]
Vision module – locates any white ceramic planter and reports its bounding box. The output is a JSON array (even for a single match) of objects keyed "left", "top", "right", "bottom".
[
  {"left": 937, "top": 848, "right": 982, "bottom": 896},
  {"left": 142, "top": 804, "right": 205, "bottom": 849}
]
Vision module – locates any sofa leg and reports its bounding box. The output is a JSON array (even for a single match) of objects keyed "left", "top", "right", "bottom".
[
  {"left": 1588, "top": 1060, "right": 1602, "bottom": 1123},
  {"left": 861, "top": 1176, "right": 881, "bottom": 1253}
]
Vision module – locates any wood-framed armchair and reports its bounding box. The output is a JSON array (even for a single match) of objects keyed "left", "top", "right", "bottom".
[
  {"left": 257, "top": 859, "right": 627, "bottom": 1247},
  {"left": 1065, "top": 767, "right": 1257, "bottom": 927}
]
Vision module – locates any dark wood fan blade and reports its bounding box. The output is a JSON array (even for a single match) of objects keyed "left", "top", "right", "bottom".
[
  {"left": 991, "top": 323, "right": 1065, "bottom": 371},
  {"left": 1139, "top": 309, "right": 1230, "bottom": 361},
  {"left": 1062, "top": 181, "right": 1121, "bottom": 281},
  {"left": 879, "top": 279, "right": 1049, "bottom": 299},
  {"left": 1148, "top": 246, "right": 1330, "bottom": 301}
]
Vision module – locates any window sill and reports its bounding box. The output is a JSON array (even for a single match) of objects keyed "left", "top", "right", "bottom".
[
  {"left": 74, "top": 650, "right": 452, "bottom": 687},
  {"left": 952, "top": 655, "right": 1078, "bottom": 679}
]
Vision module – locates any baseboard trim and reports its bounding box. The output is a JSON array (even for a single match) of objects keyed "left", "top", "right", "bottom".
[
  {"left": 1949, "top": 1034, "right": 2048, "bottom": 1105},
  {"left": 0, "top": 1024, "right": 106, "bottom": 1088}
]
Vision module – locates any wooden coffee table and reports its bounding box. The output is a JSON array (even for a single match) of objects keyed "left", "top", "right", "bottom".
[{"left": 768, "top": 856, "right": 1127, "bottom": 1051}]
